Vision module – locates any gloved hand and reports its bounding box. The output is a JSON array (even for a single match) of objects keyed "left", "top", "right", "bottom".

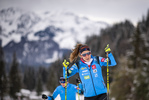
[
  {"left": 76, "top": 78, "right": 81, "bottom": 83},
  {"left": 63, "top": 59, "right": 69, "bottom": 68},
  {"left": 42, "top": 94, "right": 48, "bottom": 99},
  {"left": 104, "top": 44, "right": 111, "bottom": 53}
]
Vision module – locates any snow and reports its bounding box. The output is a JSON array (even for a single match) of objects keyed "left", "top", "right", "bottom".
[
  {"left": 54, "top": 94, "right": 84, "bottom": 100},
  {"left": 53, "top": 31, "right": 77, "bottom": 49},
  {"left": 20, "top": 89, "right": 31, "bottom": 97},
  {"left": 44, "top": 51, "right": 59, "bottom": 63},
  {"left": 0, "top": 33, "right": 22, "bottom": 47},
  {"left": 24, "top": 43, "right": 30, "bottom": 53},
  {"left": 0, "top": 8, "right": 108, "bottom": 49},
  {"left": 28, "top": 32, "right": 40, "bottom": 41},
  {"left": 8, "top": 89, "right": 84, "bottom": 100},
  {"left": 44, "top": 42, "right": 53, "bottom": 49}
]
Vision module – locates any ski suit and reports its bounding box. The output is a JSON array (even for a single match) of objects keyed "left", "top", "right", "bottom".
[
  {"left": 48, "top": 83, "right": 82, "bottom": 100},
  {"left": 63, "top": 53, "right": 117, "bottom": 97}
]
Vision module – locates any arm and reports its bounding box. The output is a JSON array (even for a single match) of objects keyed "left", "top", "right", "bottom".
[
  {"left": 47, "top": 96, "right": 53, "bottom": 100},
  {"left": 76, "top": 78, "right": 84, "bottom": 94},
  {"left": 46, "top": 87, "right": 59, "bottom": 100},
  {"left": 42, "top": 94, "right": 53, "bottom": 100},
  {"left": 63, "top": 63, "right": 79, "bottom": 78},
  {"left": 52, "top": 87, "right": 59, "bottom": 99},
  {"left": 72, "top": 84, "right": 83, "bottom": 94},
  {"left": 99, "top": 53, "right": 117, "bottom": 67},
  {"left": 78, "top": 83, "right": 84, "bottom": 94},
  {"left": 100, "top": 44, "right": 117, "bottom": 67}
]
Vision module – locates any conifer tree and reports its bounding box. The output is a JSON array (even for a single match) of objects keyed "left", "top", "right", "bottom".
[
  {"left": 23, "top": 66, "right": 36, "bottom": 91},
  {"left": 47, "top": 59, "right": 63, "bottom": 92},
  {"left": 36, "top": 76, "right": 42, "bottom": 96},
  {"left": 131, "top": 16, "right": 149, "bottom": 100},
  {"left": 111, "top": 10, "right": 149, "bottom": 100},
  {"left": 9, "top": 52, "right": 22, "bottom": 99},
  {"left": 0, "top": 42, "right": 8, "bottom": 100},
  {"left": 125, "top": 22, "right": 148, "bottom": 100}
]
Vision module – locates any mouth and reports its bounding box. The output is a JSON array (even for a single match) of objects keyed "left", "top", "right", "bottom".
[{"left": 85, "top": 58, "right": 90, "bottom": 61}]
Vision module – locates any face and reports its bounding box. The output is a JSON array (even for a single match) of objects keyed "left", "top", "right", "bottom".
[
  {"left": 81, "top": 51, "right": 91, "bottom": 62},
  {"left": 60, "top": 82, "right": 68, "bottom": 87}
]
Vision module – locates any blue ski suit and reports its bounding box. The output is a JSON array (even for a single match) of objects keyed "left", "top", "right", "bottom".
[
  {"left": 63, "top": 53, "right": 117, "bottom": 97},
  {"left": 48, "top": 83, "right": 83, "bottom": 100}
]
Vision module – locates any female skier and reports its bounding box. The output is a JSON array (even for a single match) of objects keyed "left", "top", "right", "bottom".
[{"left": 63, "top": 44, "right": 117, "bottom": 100}]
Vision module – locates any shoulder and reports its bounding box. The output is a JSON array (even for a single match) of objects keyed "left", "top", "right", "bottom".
[
  {"left": 70, "top": 83, "right": 77, "bottom": 87},
  {"left": 70, "top": 61, "right": 80, "bottom": 69},
  {"left": 69, "top": 84, "right": 77, "bottom": 89},
  {"left": 91, "top": 55, "right": 99, "bottom": 59},
  {"left": 56, "top": 85, "right": 63, "bottom": 90},
  {"left": 92, "top": 56, "right": 99, "bottom": 61}
]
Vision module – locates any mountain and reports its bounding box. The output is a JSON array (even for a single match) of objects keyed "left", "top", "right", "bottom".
[{"left": 0, "top": 7, "right": 109, "bottom": 66}]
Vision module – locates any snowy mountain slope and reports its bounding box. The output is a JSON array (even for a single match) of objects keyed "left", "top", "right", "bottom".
[
  {"left": 0, "top": 7, "right": 41, "bottom": 47},
  {"left": 32, "top": 11, "right": 108, "bottom": 49},
  {"left": 0, "top": 7, "right": 109, "bottom": 66},
  {"left": 0, "top": 7, "right": 108, "bottom": 49}
]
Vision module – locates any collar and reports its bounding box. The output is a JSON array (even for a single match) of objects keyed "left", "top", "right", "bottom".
[
  {"left": 63, "top": 83, "right": 69, "bottom": 88},
  {"left": 85, "top": 58, "right": 93, "bottom": 65}
]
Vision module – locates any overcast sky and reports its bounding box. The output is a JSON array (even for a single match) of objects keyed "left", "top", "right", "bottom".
[{"left": 0, "top": 0, "right": 149, "bottom": 25}]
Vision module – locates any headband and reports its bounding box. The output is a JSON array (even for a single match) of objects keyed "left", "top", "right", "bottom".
[{"left": 79, "top": 46, "right": 90, "bottom": 53}]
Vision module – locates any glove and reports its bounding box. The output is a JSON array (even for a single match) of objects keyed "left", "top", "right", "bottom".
[
  {"left": 63, "top": 59, "right": 69, "bottom": 68},
  {"left": 42, "top": 94, "right": 48, "bottom": 99},
  {"left": 76, "top": 78, "right": 81, "bottom": 83},
  {"left": 104, "top": 44, "right": 111, "bottom": 53}
]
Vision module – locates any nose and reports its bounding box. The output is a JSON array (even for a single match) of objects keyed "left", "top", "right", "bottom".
[{"left": 86, "top": 54, "right": 90, "bottom": 57}]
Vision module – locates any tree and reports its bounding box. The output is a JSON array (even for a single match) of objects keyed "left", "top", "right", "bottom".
[
  {"left": 9, "top": 52, "right": 22, "bottom": 99},
  {"left": 0, "top": 43, "right": 8, "bottom": 100},
  {"left": 35, "top": 67, "right": 46, "bottom": 96},
  {"left": 23, "top": 66, "right": 36, "bottom": 91},
  {"left": 36, "top": 76, "right": 42, "bottom": 96},
  {"left": 46, "top": 59, "right": 63, "bottom": 92},
  {"left": 111, "top": 18, "right": 149, "bottom": 100},
  {"left": 38, "top": 66, "right": 48, "bottom": 84},
  {"left": 110, "top": 56, "right": 134, "bottom": 100},
  {"left": 131, "top": 15, "right": 149, "bottom": 100}
]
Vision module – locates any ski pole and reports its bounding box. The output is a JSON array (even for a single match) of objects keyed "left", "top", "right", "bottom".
[
  {"left": 107, "top": 52, "right": 109, "bottom": 100},
  {"left": 63, "top": 60, "right": 69, "bottom": 100},
  {"left": 65, "top": 65, "right": 67, "bottom": 100},
  {"left": 77, "top": 83, "right": 80, "bottom": 100}
]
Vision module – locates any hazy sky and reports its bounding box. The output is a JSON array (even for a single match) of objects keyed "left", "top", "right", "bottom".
[{"left": 0, "top": 0, "right": 149, "bottom": 25}]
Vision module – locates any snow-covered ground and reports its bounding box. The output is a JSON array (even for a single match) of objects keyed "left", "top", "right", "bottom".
[
  {"left": 55, "top": 94, "right": 84, "bottom": 100},
  {"left": 3, "top": 89, "right": 84, "bottom": 100}
]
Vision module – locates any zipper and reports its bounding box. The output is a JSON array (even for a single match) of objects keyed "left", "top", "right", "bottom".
[
  {"left": 88, "top": 61, "right": 97, "bottom": 95},
  {"left": 102, "top": 81, "right": 106, "bottom": 88}
]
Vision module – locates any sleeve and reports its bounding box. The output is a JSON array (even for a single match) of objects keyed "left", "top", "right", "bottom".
[
  {"left": 78, "top": 83, "right": 84, "bottom": 94},
  {"left": 63, "top": 64, "right": 79, "bottom": 78},
  {"left": 73, "top": 85, "right": 78, "bottom": 93},
  {"left": 99, "top": 53, "right": 117, "bottom": 67},
  {"left": 72, "top": 83, "right": 84, "bottom": 94},
  {"left": 52, "top": 87, "right": 59, "bottom": 99},
  {"left": 47, "top": 96, "right": 53, "bottom": 100}
]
